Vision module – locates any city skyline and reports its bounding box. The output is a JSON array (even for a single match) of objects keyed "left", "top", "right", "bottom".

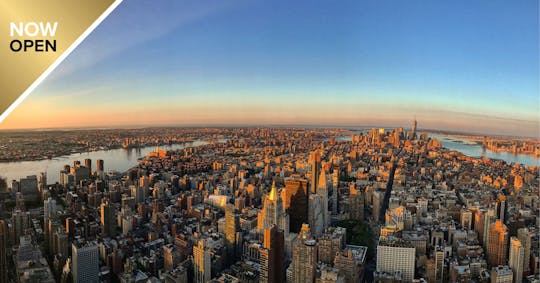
[{"left": 0, "top": 0, "right": 538, "bottom": 137}]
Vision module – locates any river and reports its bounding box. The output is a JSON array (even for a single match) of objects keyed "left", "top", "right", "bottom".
[{"left": 0, "top": 141, "right": 208, "bottom": 184}]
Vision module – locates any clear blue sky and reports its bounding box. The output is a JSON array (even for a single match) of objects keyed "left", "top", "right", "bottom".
[{"left": 3, "top": 0, "right": 539, "bottom": 136}]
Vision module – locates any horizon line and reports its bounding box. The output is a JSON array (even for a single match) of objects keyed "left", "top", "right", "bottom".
[{"left": 0, "top": 123, "right": 538, "bottom": 139}]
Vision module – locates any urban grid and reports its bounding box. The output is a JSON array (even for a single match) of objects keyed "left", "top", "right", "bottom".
[{"left": 0, "top": 123, "right": 538, "bottom": 283}]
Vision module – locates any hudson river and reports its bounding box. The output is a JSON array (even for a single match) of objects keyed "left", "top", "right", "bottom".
[{"left": 0, "top": 141, "right": 208, "bottom": 185}]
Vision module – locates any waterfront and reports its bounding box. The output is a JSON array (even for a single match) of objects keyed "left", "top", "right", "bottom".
[
  {"left": 1, "top": 131, "right": 538, "bottom": 187},
  {"left": 431, "top": 134, "right": 539, "bottom": 167},
  {"left": 338, "top": 131, "right": 539, "bottom": 167},
  {"left": 0, "top": 141, "right": 208, "bottom": 185}
]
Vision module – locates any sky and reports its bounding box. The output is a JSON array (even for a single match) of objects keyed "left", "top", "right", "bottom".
[{"left": 1, "top": 0, "right": 539, "bottom": 136}]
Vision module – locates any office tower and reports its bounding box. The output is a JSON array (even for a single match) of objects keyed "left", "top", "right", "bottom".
[
  {"left": 309, "top": 150, "right": 321, "bottom": 194},
  {"left": 331, "top": 169, "right": 338, "bottom": 214},
  {"left": 434, "top": 247, "right": 445, "bottom": 283},
  {"left": 483, "top": 208, "right": 497, "bottom": 249},
  {"left": 193, "top": 240, "right": 211, "bottom": 283},
  {"left": 292, "top": 224, "right": 318, "bottom": 283},
  {"left": 43, "top": 197, "right": 56, "bottom": 248},
  {"left": 130, "top": 185, "right": 145, "bottom": 204},
  {"left": 96, "top": 159, "right": 104, "bottom": 172},
  {"left": 72, "top": 241, "right": 99, "bottom": 283},
  {"left": 100, "top": 200, "right": 116, "bottom": 237},
  {"left": 316, "top": 170, "right": 329, "bottom": 229},
  {"left": 372, "top": 190, "right": 383, "bottom": 223},
  {"left": 509, "top": 237, "right": 524, "bottom": 283},
  {"left": 409, "top": 117, "right": 417, "bottom": 140},
  {"left": 260, "top": 226, "right": 285, "bottom": 283},
  {"left": 490, "top": 265, "right": 513, "bottom": 283},
  {"left": 495, "top": 194, "right": 507, "bottom": 223},
  {"left": 487, "top": 220, "right": 509, "bottom": 267},
  {"left": 308, "top": 193, "right": 324, "bottom": 237},
  {"left": 284, "top": 177, "right": 308, "bottom": 233},
  {"left": 334, "top": 245, "right": 367, "bottom": 283},
  {"left": 0, "top": 220, "right": 6, "bottom": 283},
  {"left": 318, "top": 227, "right": 346, "bottom": 264},
  {"left": 349, "top": 184, "right": 364, "bottom": 221},
  {"left": 376, "top": 236, "right": 416, "bottom": 282},
  {"left": 517, "top": 228, "right": 532, "bottom": 276},
  {"left": 84, "top": 159, "right": 92, "bottom": 173},
  {"left": 38, "top": 172, "right": 47, "bottom": 192},
  {"left": 11, "top": 209, "right": 30, "bottom": 245},
  {"left": 225, "top": 203, "right": 241, "bottom": 262},
  {"left": 258, "top": 182, "right": 289, "bottom": 236}
]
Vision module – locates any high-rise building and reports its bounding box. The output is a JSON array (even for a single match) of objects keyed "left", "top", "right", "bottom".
[
  {"left": 411, "top": 118, "right": 417, "bottom": 139},
  {"left": 487, "top": 220, "right": 509, "bottom": 267},
  {"left": 193, "top": 240, "right": 211, "bottom": 283},
  {"left": 349, "top": 184, "right": 364, "bottom": 221},
  {"left": 334, "top": 245, "right": 367, "bottom": 283},
  {"left": 284, "top": 177, "right": 308, "bottom": 233},
  {"left": 517, "top": 227, "right": 532, "bottom": 276},
  {"left": 434, "top": 247, "right": 445, "bottom": 283},
  {"left": 100, "top": 200, "right": 116, "bottom": 237},
  {"left": 225, "top": 203, "right": 241, "bottom": 262},
  {"left": 372, "top": 190, "right": 384, "bottom": 223},
  {"left": 483, "top": 208, "right": 497, "bottom": 249},
  {"left": 490, "top": 265, "right": 513, "bottom": 283},
  {"left": 376, "top": 236, "right": 415, "bottom": 282},
  {"left": 331, "top": 169, "right": 338, "bottom": 214},
  {"left": 43, "top": 197, "right": 56, "bottom": 249},
  {"left": 316, "top": 170, "right": 329, "bottom": 229},
  {"left": 509, "top": 237, "right": 524, "bottom": 283},
  {"left": 84, "top": 159, "right": 92, "bottom": 173},
  {"left": 96, "top": 159, "right": 104, "bottom": 172},
  {"left": 0, "top": 220, "right": 7, "bottom": 283},
  {"left": 318, "top": 227, "right": 346, "bottom": 264},
  {"left": 309, "top": 151, "right": 321, "bottom": 194},
  {"left": 72, "top": 241, "right": 99, "bottom": 283},
  {"left": 308, "top": 193, "right": 324, "bottom": 237},
  {"left": 258, "top": 182, "right": 289, "bottom": 236},
  {"left": 292, "top": 224, "right": 318, "bottom": 283},
  {"left": 495, "top": 194, "right": 507, "bottom": 223},
  {"left": 259, "top": 226, "right": 285, "bottom": 283}
]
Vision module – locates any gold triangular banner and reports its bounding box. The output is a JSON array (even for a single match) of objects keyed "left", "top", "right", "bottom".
[{"left": 0, "top": 0, "right": 122, "bottom": 121}]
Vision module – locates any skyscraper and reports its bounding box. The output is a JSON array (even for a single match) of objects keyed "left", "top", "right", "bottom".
[
  {"left": 259, "top": 226, "right": 285, "bottom": 283},
  {"left": 284, "top": 177, "right": 308, "bottom": 233},
  {"left": 193, "top": 240, "right": 211, "bottom": 283},
  {"left": 509, "top": 237, "right": 524, "bottom": 283},
  {"left": 376, "top": 236, "right": 416, "bottom": 282},
  {"left": 258, "top": 182, "right": 289, "bottom": 236},
  {"left": 487, "top": 220, "right": 509, "bottom": 267},
  {"left": 517, "top": 227, "right": 532, "bottom": 276},
  {"left": 225, "top": 203, "right": 241, "bottom": 262},
  {"left": 72, "top": 241, "right": 99, "bottom": 283},
  {"left": 292, "top": 224, "right": 318, "bottom": 283},
  {"left": 84, "top": 159, "right": 92, "bottom": 173},
  {"left": 0, "top": 220, "right": 7, "bottom": 283},
  {"left": 309, "top": 150, "right": 321, "bottom": 194},
  {"left": 96, "top": 159, "right": 104, "bottom": 172},
  {"left": 100, "top": 200, "right": 116, "bottom": 237},
  {"left": 331, "top": 169, "right": 338, "bottom": 214},
  {"left": 495, "top": 194, "right": 507, "bottom": 223},
  {"left": 316, "top": 169, "right": 329, "bottom": 229},
  {"left": 349, "top": 184, "right": 364, "bottom": 221}
]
